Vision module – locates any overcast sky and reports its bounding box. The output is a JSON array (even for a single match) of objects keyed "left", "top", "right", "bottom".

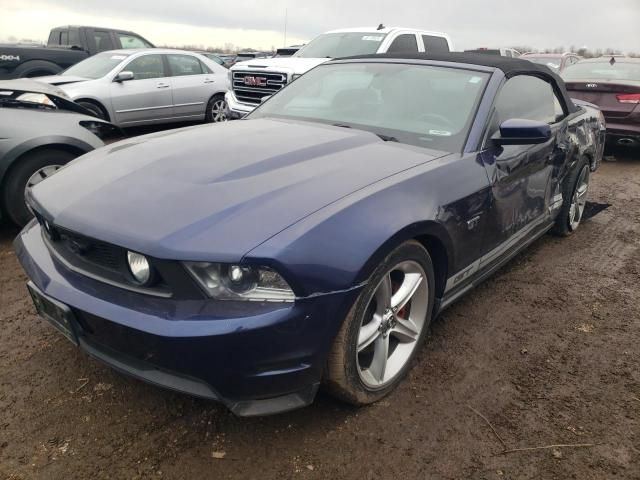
[{"left": 2, "top": 0, "right": 638, "bottom": 51}]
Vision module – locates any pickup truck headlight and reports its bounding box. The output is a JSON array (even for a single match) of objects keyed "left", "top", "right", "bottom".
[{"left": 184, "top": 262, "right": 295, "bottom": 302}]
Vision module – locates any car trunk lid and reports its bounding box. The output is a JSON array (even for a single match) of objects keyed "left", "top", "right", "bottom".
[{"left": 565, "top": 81, "right": 640, "bottom": 120}]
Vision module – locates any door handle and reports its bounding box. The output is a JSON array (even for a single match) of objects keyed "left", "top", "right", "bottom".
[
  {"left": 156, "top": 83, "right": 170, "bottom": 89},
  {"left": 204, "top": 79, "right": 215, "bottom": 84}
]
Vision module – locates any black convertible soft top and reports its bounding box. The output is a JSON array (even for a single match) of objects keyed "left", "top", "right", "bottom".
[{"left": 334, "top": 52, "right": 579, "bottom": 113}]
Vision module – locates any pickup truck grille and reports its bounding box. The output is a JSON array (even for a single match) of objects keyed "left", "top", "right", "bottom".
[{"left": 232, "top": 71, "right": 288, "bottom": 105}]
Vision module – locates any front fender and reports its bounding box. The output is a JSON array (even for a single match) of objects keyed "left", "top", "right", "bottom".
[
  {"left": 0, "top": 135, "right": 97, "bottom": 183},
  {"left": 245, "top": 163, "right": 455, "bottom": 297}
]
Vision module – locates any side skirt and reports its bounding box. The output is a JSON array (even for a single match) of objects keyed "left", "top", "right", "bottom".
[{"left": 435, "top": 219, "right": 553, "bottom": 314}]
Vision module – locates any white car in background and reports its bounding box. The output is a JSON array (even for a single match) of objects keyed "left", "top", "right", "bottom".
[
  {"left": 36, "top": 49, "right": 230, "bottom": 126},
  {"left": 225, "top": 26, "right": 453, "bottom": 119},
  {"left": 463, "top": 47, "right": 522, "bottom": 57}
]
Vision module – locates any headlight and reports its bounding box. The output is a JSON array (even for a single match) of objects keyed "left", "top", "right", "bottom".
[
  {"left": 184, "top": 262, "right": 295, "bottom": 302},
  {"left": 16, "top": 92, "right": 56, "bottom": 107},
  {"left": 79, "top": 121, "right": 123, "bottom": 142},
  {"left": 228, "top": 69, "right": 233, "bottom": 84},
  {"left": 127, "top": 251, "right": 151, "bottom": 285}
]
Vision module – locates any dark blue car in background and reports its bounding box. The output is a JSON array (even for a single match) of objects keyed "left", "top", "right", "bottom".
[{"left": 15, "top": 53, "right": 605, "bottom": 415}]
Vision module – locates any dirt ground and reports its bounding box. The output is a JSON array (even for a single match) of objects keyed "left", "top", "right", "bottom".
[{"left": 1, "top": 147, "right": 639, "bottom": 480}]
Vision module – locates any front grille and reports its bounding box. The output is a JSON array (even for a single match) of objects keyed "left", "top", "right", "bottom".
[
  {"left": 38, "top": 221, "right": 171, "bottom": 298},
  {"left": 232, "top": 70, "right": 288, "bottom": 105},
  {"left": 57, "top": 228, "right": 122, "bottom": 273}
]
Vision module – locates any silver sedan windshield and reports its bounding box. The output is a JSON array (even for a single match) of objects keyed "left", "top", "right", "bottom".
[{"left": 63, "top": 52, "right": 131, "bottom": 79}]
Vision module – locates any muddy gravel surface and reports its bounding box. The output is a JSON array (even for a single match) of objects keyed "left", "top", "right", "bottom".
[{"left": 1, "top": 148, "right": 639, "bottom": 480}]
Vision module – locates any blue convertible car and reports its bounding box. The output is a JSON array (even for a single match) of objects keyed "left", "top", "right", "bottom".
[{"left": 16, "top": 53, "right": 605, "bottom": 415}]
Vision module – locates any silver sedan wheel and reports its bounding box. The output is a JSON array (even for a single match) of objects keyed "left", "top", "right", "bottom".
[
  {"left": 356, "top": 260, "right": 429, "bottom": 389},
  {"left": 569, "top": 165, "right": 590, "bottom": 231},
  {"left": 210, "top": 99, "right": 227, "bottom": 122},
  {"left": 25, "top": 165, "right": 62, "bottom": 193}
]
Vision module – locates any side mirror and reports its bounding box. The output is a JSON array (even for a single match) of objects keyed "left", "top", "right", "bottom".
[
  {"left": 114, "top": 71, "right": 134, "bottom": 82},
  {"left": 492, "top": 118, "right": 551, "bottom": 145}
]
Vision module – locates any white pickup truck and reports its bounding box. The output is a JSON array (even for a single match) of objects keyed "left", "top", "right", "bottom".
[{"left": 225, "top": 26, "right": 453, "bottom": 119}]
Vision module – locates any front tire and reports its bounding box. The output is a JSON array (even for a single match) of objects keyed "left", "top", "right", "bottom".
[
  {"left": 76, "top": 100, "right": 108, "bottom": 120},
  {"left": 325, "top": 240, "right": 435, "bottom": 405},
  {"left": 205, "top": 94, "right": 227, "bottom": 123},
  {"left": 2, "top": 149, "right": 76, "bottom": 227},
  {"left": 552, "top": 157, "right": 590, "bottom": 236}
]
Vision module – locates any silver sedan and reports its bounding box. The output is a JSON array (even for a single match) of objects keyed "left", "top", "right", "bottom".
[{"left": 36, "top": 49, "right": 230, "bottom": 127}]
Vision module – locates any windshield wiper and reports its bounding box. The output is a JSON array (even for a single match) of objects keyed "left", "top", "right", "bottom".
[
  {"left": 331, "top": 123, "right": 398, "bottom": 142},
  {"left": 374, "top": 133, "right": 398, "bottom": 142}
]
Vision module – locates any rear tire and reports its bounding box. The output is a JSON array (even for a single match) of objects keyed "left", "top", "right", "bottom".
[
  {"left": 2, "top": 149, "right": 77, "bottom": 227},
  {"left": 324, "top": 240, "right": 435, "bottom": 405},
  {"left": 552, "top": 157, "right": 590, "bottom": 237},
  {"left": 14, "top": 60, "right": 62, "bottom": 78}
]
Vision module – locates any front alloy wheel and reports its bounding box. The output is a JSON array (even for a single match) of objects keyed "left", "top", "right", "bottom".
[
  {"left": 357, "top": 261, "right": 428, "bottom": 388},
  {"left": 325, "top": 241, "right": 435, "bottom": 405},
  {"left": 26, "top": 165, "right": 62, "bottom": 193}
]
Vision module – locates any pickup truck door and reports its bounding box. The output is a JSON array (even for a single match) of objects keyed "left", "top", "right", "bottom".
[
  {"left": 480, "top": 74, "right": 568, "bottom": 259},
  {"left": 83, "top": 28, "right": 117, "bottom": 54},
  {"left": 379, "top": 32, "right": 420, "bottom": 54},
  {"left": 110, "top": 53, "right": 174, "bottom": 126},
  {"left": 165, "top": 53, "right": 218, "bottom": 120}
]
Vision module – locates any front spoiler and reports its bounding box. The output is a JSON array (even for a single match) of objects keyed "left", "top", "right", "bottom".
[{"left": 79, "top": 335, "right": 319, "bottom": 416}]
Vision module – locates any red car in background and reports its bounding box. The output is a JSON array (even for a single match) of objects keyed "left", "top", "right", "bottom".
[{"left": 562, "top": 57, "right": 640, "bottom": 147}]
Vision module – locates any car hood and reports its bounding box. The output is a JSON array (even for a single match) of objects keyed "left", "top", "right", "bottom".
[
  {"left": 35, "top": 75, "right": 93, "bottom": 86},
  {"left": 232, "top": 57, "right": 329, "bottom": 75},
  {"left": 30, "top": 119, "right": 446, "bottom": 261}
]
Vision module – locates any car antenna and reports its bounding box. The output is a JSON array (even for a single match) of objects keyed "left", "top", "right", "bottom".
[{"left": 377, "top": 23, "right": 385, "bottom": 31}]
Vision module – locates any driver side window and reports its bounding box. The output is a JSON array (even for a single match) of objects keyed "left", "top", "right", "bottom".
[
  {"left": 492, "top": 75, "right": 566, "bottom": 132},
  {"left": 123, "top": 54, "right": 166, "bottom": 80}
]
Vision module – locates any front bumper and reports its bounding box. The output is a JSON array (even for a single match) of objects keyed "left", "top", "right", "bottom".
[
  {"left": 225, "top": 91, "right": 257, "bottom": 119},
  {"left": 15, "top": 222, "right": 359, "bottom": 416}
]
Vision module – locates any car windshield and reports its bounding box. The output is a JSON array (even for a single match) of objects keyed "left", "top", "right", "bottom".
[
  {"left": 63, "top": 52, "right": 131, "bottom": 79},
  {"left": 562, "top": 61, "right": 640, "bottom": 81},
  {"left": 294, "top": 32, "right": 387, "bottom": 59},
  {"left": 524, "top": 56, "right": 562, "bottom": 72},
  {"left": 250, "top": 62, "right": 489, "bottom": 152}
]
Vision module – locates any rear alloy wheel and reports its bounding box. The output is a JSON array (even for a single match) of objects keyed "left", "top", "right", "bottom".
[
  {"left": 552, "top": 157, "right": 590, "bottom": 236},
  {"left": 325, "top": 241, "right": 435, "bottom": 405},
  {"left": 568, "top": 165, "right": 590, "bottom": 231},
  {"left": 206, "top": 95, "right": 227, "bottom": 123}
]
